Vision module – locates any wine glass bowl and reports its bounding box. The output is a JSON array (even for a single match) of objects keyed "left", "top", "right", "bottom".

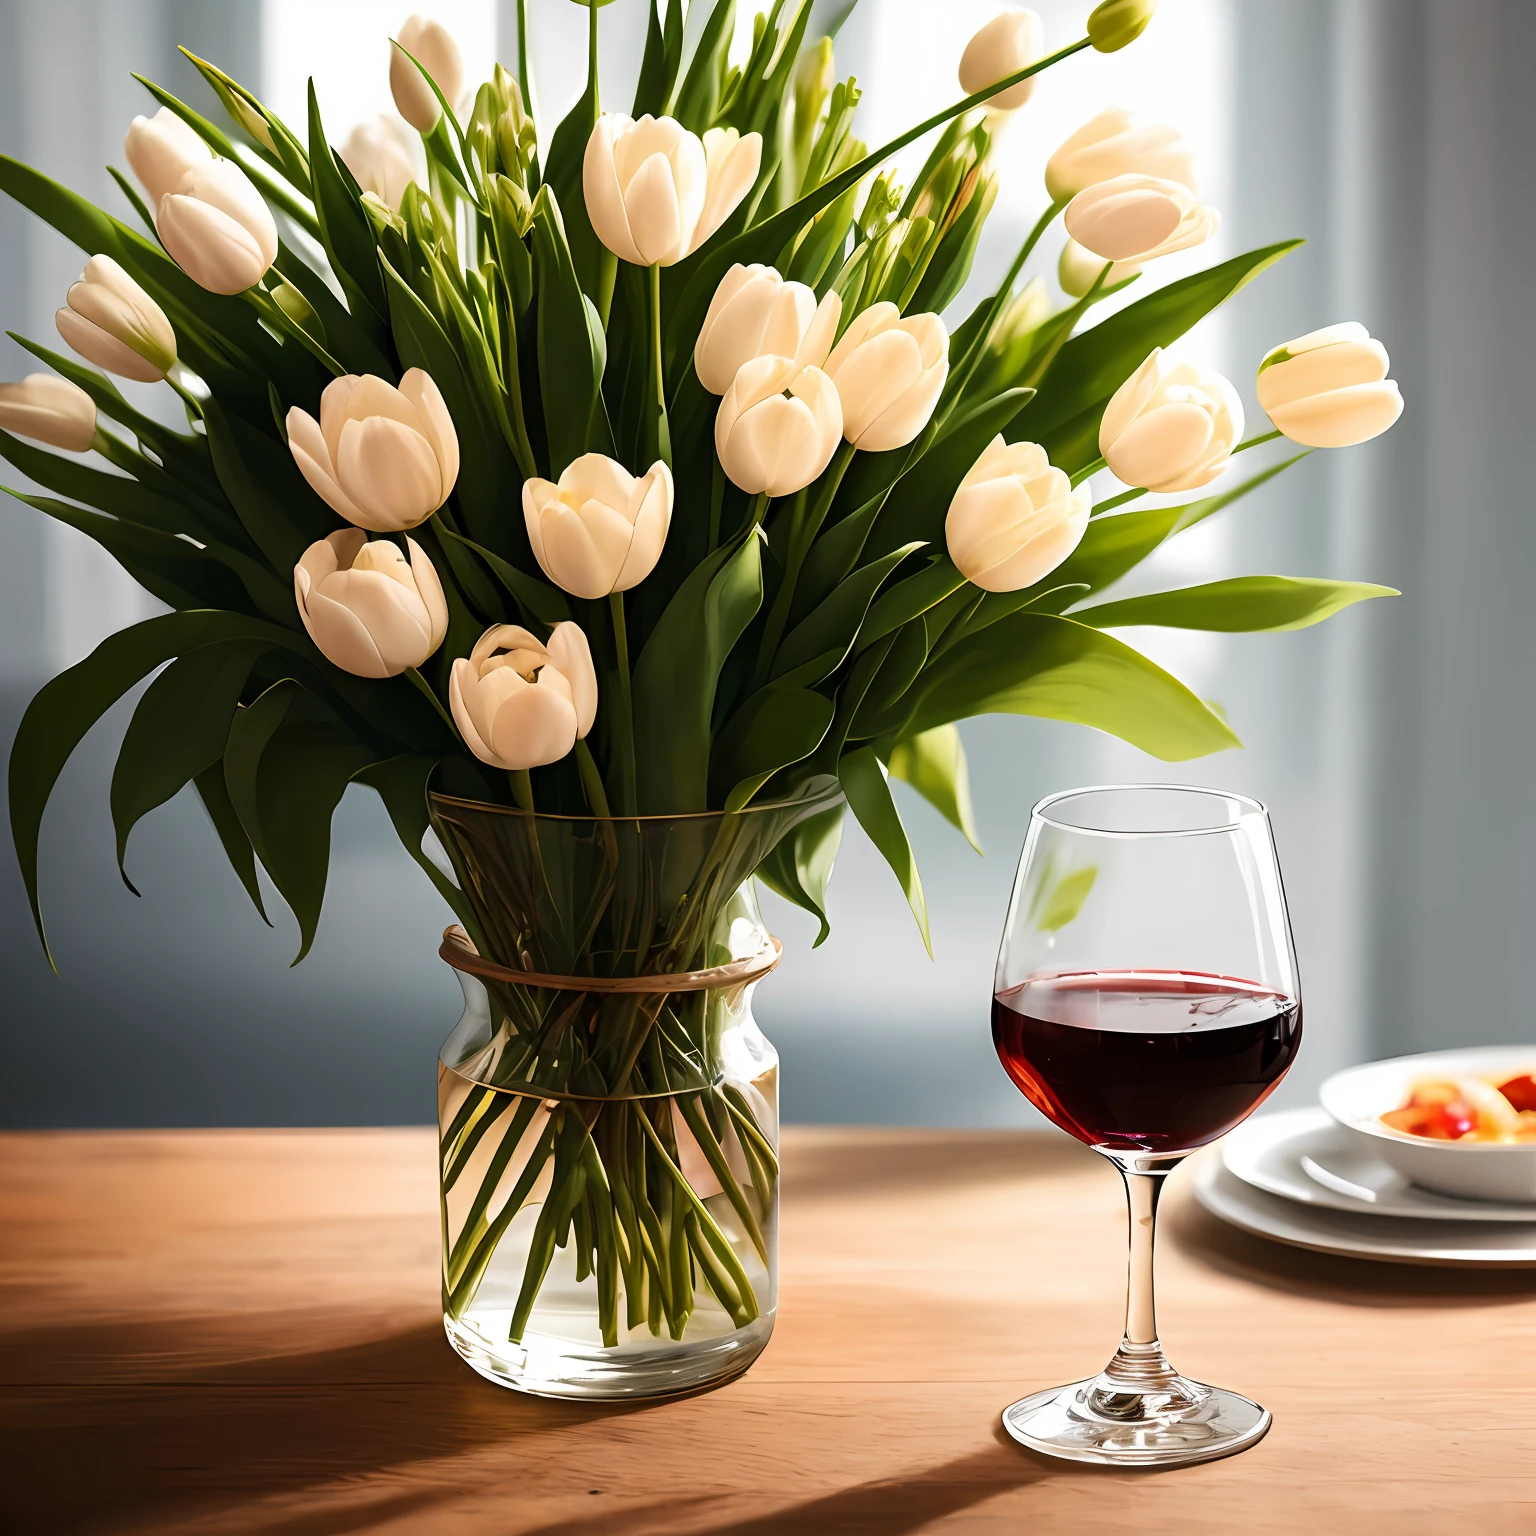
[{"left": 994, "top": 785, "right": 1301, "bottom": 1467}]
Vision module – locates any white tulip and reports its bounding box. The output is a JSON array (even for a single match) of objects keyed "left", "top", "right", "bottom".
[
  {"left": 694, "top": 264, "right": 841, "bottom": 394},
  {"left": 958, "top": 9, "right": 1046, "bottom": 111},
  {"left": 450, "top": 623, "right": 598, "bottom": 772},
  {"left": 55, "top": 256, "right": 176, "bottom": 383},
  {"left": 1099, "top": 348, "right": 1244, "bottom": 493},
  {"left": 287, "top": 369, "right": 460, "bottom": 533},
  {"left": 822, "top": 302, "right": 949, "bottom": 452},
  {"left": 1058, "top": 237, "right": 1141, "bottom": 297},
  {"left": 523, "top": 453, "right": 674, "bottom": 600},
  {"left": 294, "top": 529, "right": 448, "bottom": 679},
  {"left": 583, "top": 113, "right": 762, "bottom": 267},
  {"left": 125, "top": 107, "right": 211, "bottom": 205},
  {"left": 390, "top": 14, "right": 465, "bottom": 134},
  {"left": 1064, "top": 173, "right": 1217, "bottom": 265},
  {"left": 715, "top": 356, "right": 842, "bottom": 498},
  {"left": 155, "top": 159, "right": 279, "bottom": 294},
  {"left": 1045, "top": 107, "right": 1196, "bottom": 201},
  {"left": 1257, "top": 322, "right": 1404, "bottom": 449},
  {"left": 0, "top": 374, "right": 97, "bottom": 452},
  {"left": 339, "top": 117, "right": 418, "bottom": 210},
  {"left": 946, "top": 436, "right": 1091, "bottom": 592}
]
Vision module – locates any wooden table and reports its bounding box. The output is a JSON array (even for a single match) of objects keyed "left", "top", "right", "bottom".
[{"left": 3, "top": 1129, "right": 1534, "bottom": 1534}]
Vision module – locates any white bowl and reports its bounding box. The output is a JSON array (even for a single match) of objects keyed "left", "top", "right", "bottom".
[{"left": 1319, "top": 1047, "right": 1536, "bottom": 1204}]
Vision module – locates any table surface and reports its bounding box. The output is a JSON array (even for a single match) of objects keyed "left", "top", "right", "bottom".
[{"left": 3, "top": 1128, "right": 1535, "bottom": 1535}]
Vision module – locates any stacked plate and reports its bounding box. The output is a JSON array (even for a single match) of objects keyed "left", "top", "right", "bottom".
[{"left": 1191, "top": 1047, "right": 1536, "bottom": 1267}]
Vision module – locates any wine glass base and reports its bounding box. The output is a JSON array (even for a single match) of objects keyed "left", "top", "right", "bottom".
[{"left": 1001, "top": 1375, "right": 1271, "bottom": 1468}]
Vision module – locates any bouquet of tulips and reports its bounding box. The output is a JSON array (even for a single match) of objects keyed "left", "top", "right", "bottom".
[{"left": 0, "top": 0, "right": 1402, "bottom": 1350}]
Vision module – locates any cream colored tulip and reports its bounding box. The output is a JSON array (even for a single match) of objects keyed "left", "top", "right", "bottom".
[
  {"left": 715, "top": 356, "right": 842, "bottom": 498},
  {"left": 523, "top": 454, "right": 674, "bottom": 600},
  {"left": 583, "top": 113, "right": 761, "bottom": 267},
  {"left": 390, "top": 14, "right": 465, "bottom": 133},
  {"left": 450, "top": 623, "right": 598, "bottom": 772},
  {"left": 1100, "top": 348, "right": 1243, "bottom": 493},
  {"left": 339, "top": 116, "right": 418, "bottom": 210},
  {"left": 294, "top": 529, "right": 448, "bottom": 679},
  {"left": 1064, "top": 173, "right": 1216, "bottom": 265},
  {"left": 287, "top": 370, "right": 459, "bottom": 534},
  {"left": 958, "top": 9, "right": 1046, "bottom": 111},
  {"left": 694, "top": 264, "right": 841, "bottom": 394},
  {"left": 946, "top": 436, "right": 1090, "bottom": 593},
  {"left": 1046, "top": 107, "right": 1196, "bottom": 201},
  {"left": 155, "top": 158, "right": 279, "bottom": 294},
  {"left": 1257, "top": 322, "right": 1404, "bottom": 448},
  {"left": 0, "top": 374, "right": 96, "bottom": 452},
  {"left": 125, "top": 107, "right": 211, "bottom": 204},
  {"left": 1058, "top": 237, "right": 1141, "bottom": 297},
  {"left": 55, "top": 256, "right": 176, "bottom": 383},
  {"left": 822, "top": 302, "right": 949, "bottom": 452}
]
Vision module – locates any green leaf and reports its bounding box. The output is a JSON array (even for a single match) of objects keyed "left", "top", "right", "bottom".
[
  {"left": 356, "top": 754, "right": 478, "bottom": 926},
  {"left": 272, "top": 241, "right": 395, "bottom": 376},
  {"left": 713, "top": 687, "right": 835, "bottom": 810},
  {"left": 854, "top": 555, "right": 967, "bottom": 654},
  {"left": 306, "top": 82, "right": 389, "bottom": 332},
  {"left": 906, "top": 613, "right": 1241, "bottom": 761},
  {"left": 888, "top": 723, "right": 980, "bottom": 853},
  {"left": 110, "top": 641, "right": 270, "bottom": 889},
  {"left": 8, "top": 610, "right": 314, "bottom": 962},
  {"left": 756, "top": 798, "right": 844, "bottom": 946},
  {"left": 633, "top": 530, "right": 763, "bottom": 812},
  {"left": 223, "top": 680, "right": 382, "bottom": 962},
  {"left": 541, "top": 4, "right": 611, "bottom": 310},
  {"left": 1028, "top": 858, "right": 1098, "bottom": 933},
  {"left": 633, "top": 0, "right": 686, "bottom": 116},
  {"left": 839, "top": 745, "right": 930, "bottom": 954},
  {"left": 1077, "top": 576, "right": 1397, "bottom": 633},
  {"left": 193, "top": 762, "right": 269, "bottom": 923},
  {"left": 438, "top": 526, "right": 571, "bottom": 626},
  {"left": 672, "top": 0, "right": 737, "bottom": 131}
]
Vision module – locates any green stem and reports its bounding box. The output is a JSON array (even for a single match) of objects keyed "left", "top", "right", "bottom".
[
  {"left": 573, "top": 738, "right": 612, "bottom": 817},
  {"left": 508, "top": 769, "right": 534, "bottom": 811},
  {"left": 1071, "top": 455, "right": 1106, "bottom": 488},
  {"left": 1091, "top": 485, "right": 1148, "bottom": 517},
  {"left": 1234, "top": 427, "right": 1283, "bottom": 454},
  {"left": 245, "top": 286, "right": 344, "bottom": 375},
  {"left": 609, "top": 591, "right": 638, "bottom": 815},
  {"left": 404, "top": 666, "right": 458, "bottom": 734},
  {"left": 646, "top": 262, "right": 671, "bottom": 466}
]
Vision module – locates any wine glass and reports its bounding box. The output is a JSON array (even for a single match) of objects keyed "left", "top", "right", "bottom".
[{"left": 993, "top": 785, "right": 1301, "bottom": 1467}]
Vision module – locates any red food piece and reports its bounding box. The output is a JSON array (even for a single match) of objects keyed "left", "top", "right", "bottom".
[
  {"left": 1497, "top": 1074, "right": 1536, "bottom": 1113},
  {"left": 1381, "top": 1099, "right": 1478, "bottom": 1139}
]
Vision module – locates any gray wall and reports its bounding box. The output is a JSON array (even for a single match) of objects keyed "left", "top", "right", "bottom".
[{"left": 1, "top": 1, "right": 1531, "bottom": 1129}]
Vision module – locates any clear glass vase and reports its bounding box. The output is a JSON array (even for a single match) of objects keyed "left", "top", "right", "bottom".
[{"left": 429, "top": 788, "right": 836, "bottom": 1400}]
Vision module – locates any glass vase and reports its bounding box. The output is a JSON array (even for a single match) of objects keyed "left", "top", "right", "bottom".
[{"left": 429, "top": 787, "right": 836, "bottom": 1400}]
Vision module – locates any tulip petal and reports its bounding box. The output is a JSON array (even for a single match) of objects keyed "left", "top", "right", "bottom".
[
  {"left": 1066, "top": 184, "right": 1183, "bottom": 262},
  {"left": 583, "top": 116, "right": 645, "bottom": 265},
  {"left": 450, "top": 658, "right": 508, "bottom": 769},
  {"left": 156, "top": 195, "right": 269, "bottom": 295},
  {"left": 559, "top": 451, "right": 634, "bottom": 510},
  {"left": 1106, "top": 402, "right": 1215, "bottom": 490},
  {"left": 325, "top": 568, "right": 434, "bottom": 672},
  {"left": 406, "top": 537, "right": 449, "bottom": 653},
  {"left": 398, "top": 368, "right": 460, "bottom": 496},
  {"left": 300, "top": 585, "right": 393, "bottom": 677},
  {"left": 55, "top": 307, "right": 165, "bottom": 383},
  {"left": 287, "top": 408, "right": 374, "bottom": 527},
  {"left": 624, "top": 151, "right": 686, "bottom": 266},
  {"left": 488, "top": 684, "right": 580, "bottom": 771},
  {"left": 547, "top": 622, "right": 599, "bottom": 736},
  {"left": 1269, "top": 381, "right": 1403, "bottom": 448},
  {"left": 336, "top": 416, "right": 443, "bottom": 531},
  {"left": 1257, "top": 340, "right": 1390, "bottom": 413}
]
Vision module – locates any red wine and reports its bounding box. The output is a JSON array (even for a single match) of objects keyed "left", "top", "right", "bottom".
[{"left": 992, "top": 970, "right": 1302, "bottom": 1153}]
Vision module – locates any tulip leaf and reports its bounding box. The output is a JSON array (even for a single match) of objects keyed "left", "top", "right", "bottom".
[
  {"left": 773, "top": 541, "right": 926, "bottom": 685},
  {"left": 902, "top": 613, "right": 1241, "bottom": 761},
  {"left": 713, "top": 687, "right": 835, "bottom": 810},
  {"left": 541, "top": 3, "right": 611, "bottom": 313},
  {"left": 271, "top": 241, "right": 395, "bottom": 377},
  {"left": 1018, "top": 241, "right": 1304, "bottom": 472},
  {"left": 223, "top": 679, "right": 384, "bottom": 963},
  {"left": 110, "top": 640, "right": 271, "bottom": 890},
  {"left": 1077, "top": 576, "right": 1398, "bottom": 633},
  {"left": 439, "top": 525, "right": 572, "bottom": 626},
  {"left": 633, "top": 0, "right": 686, "bottom": 117},
  {"left": 633, "top": 529, "right": 763, "bottom": 813},
  {"left": 193, "top": 762, "right": 270, "bottom": 923},
  {"left": 756, "top": 797, "right": 844, "bottom": 946},
  {"left": 839, "top": 745, "right": 931, "bottom": 955},
  {"left": 306, "top": 82, "right": 390, "bottom": 335},
  {"left": 855, "top": 555, "right": 968, "bottom": 655},
  {"left": 887, "top": 723, "right": 980, "bottom": 853},
  {"left": 7, "top": 610, "right": 317, "bottom": 963},
  {"left": 671, "top": 0, "right": 738, "bottom": 133}
]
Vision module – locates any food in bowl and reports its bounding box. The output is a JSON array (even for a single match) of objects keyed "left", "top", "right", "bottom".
[{"left": 1380, "top": 1074, "right": 1536, "bottom": 1142}]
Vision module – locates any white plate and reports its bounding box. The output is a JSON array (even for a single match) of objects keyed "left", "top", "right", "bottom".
[
  {"left": 1189, "top": 1144, "right": 1536, "bottom": 1266},
  {"left": 1222, "top": 1107, "right": 1536, "bottom": 1223}
]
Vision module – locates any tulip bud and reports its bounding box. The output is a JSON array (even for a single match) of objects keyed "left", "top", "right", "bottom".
[
  {"left": 294, "top": 529, "right": 448, "bottom": 678},
  {"left": 958, "top": 9, "right": 1046, "bottom": 111},
  {"left": 272, "top": 281, "right": 319, "bottom": 332},
  {"left": 390, "top": 14, "right": 465, "bottom": 134},
  {"left": 1088, "top": 0, "right": 1158, "bottom": 53},
  {"left": 695, "top": 264, "right": 841, "bottom": 394},
  {"left": 1064, "top": 173, "right": 1216, "bottom": 265},
  {"left": 1257, "top": 322, "right": 1404, "bottom": 448},
  {"left": 1100, "top": 348, "right": 1243, "bottom": 493},
  {"left": 155, "top": 159, "right": 279, "bottom": 294},
  {"left": 287, "top": 369, "right": 460, "bottom": 533},
  {"left": 523, "top": 454, "right": 674, "bottom": 600},
  {"left": 822, "top": 302, "right": 949, "bottom": 452},
  {"left": 1058, "top": 237, "right": 1141, "bottom": 297},
  {"left": 0, "top": 374, "right": 97, "bottom": 452},
  {"left": 125, "top": 107, "right": 212, "bottom": 205},
  {"left": 55, "top": 255, "right": 176, "bottom": 383},
  {"left": 583, "top": 113, "right": 761, "bottom": 267},
  {"left": 449, "top": 622, "right": 598, "bottom": 772},
  {"left": 1045, "top": 107, "right": 1196, "bottom": 201},
  {"left": 946, "top": 436, "right": 1091, "bottom": 592},
  {"left": 339, "top": 116, "right": 418, "bottom": 211},
  {"left": 970, "top": 277, "right": 1053, "bottom": 397},
  {"left": 715, "top": 356, "right": 843, "bottom": 498},
  {"left": 469, "top": 65, "right": 536, "bottom": 186}
]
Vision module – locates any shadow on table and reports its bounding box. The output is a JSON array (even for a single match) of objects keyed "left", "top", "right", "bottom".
[
  {"left": 0, "top": 1312, "right": 644, "bottom": 1535},
  {"left": 1166, "top": 1194, "right": 1536, "bottom": 1307}
]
